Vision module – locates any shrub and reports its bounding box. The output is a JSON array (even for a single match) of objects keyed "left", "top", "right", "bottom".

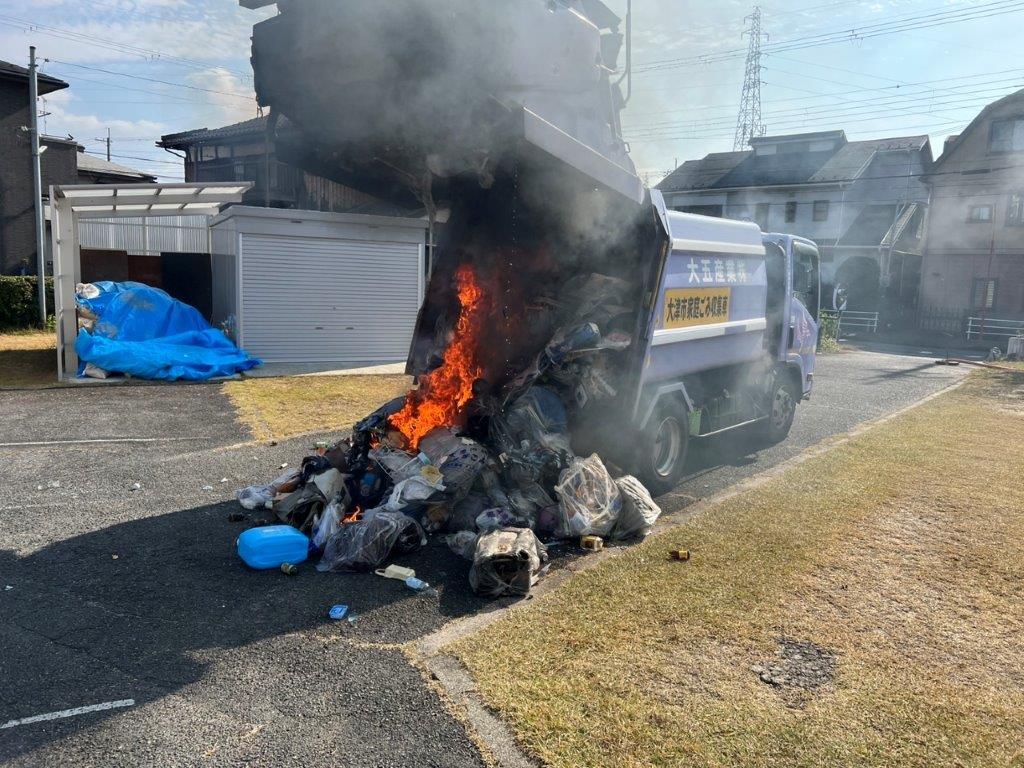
[
  {"left": 818, "top": 312, "right": 841, "bottom": 353},
  {"left": 0, "top": 276, "right": 55, "bottom": 330}
]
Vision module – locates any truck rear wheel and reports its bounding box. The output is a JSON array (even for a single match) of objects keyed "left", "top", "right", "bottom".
[
  {"left": 638, "top": 403, "right": 689, "bottom": 496},
  {"left": 759, "top": 376, "right": 798, "bottom": 444}
]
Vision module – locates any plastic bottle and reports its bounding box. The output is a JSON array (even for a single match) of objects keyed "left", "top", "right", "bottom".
[{"left": 405, "top": 576, "right": 430, "bottom": 592}]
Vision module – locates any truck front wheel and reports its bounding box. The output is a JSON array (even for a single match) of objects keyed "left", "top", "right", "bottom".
[{"left": 638, "top": 404, "right": 689, "bottom": 496}]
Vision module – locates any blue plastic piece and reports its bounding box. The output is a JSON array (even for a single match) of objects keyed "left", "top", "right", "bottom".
[
  {"left": 329, "top": 604, "right": 350, "bottom": 620},
  {"left": 237, "top": 526, "right": 310, "bottom": 570},
  {"left": 75, "top": 282, "right": 260, "bottom": 381}
]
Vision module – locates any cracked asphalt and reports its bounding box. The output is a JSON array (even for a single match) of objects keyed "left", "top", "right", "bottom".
[{"left": 0, "top": 349, "right": 966, "bottom": 766}]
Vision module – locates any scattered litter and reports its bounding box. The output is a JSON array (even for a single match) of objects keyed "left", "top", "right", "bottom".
[
  {"left": 219, "top": 478, "right": 229, "bottom": 484},
  {"left": 201, "top": 485, "right": 214, "bottom": 492},
  {"left": 48, "top": 480, "right": 61, "bottom": 489},
  {"left": 375, "top": 564, "right": 416, "bottom": 581},
  {"left": 35, "top": 485, "right": 43, "bottom": 492},
  {"left": 405, "top": 576, "right": 431, "bottom": 592},
  {"left": 227, "top": 512, "right": 249, "bottom": 523},
  {"left": 111, "top": 554, "right": 119, "bottom": 560},
  {"left": 130, "top": 483, "right": 141, "bottom": 492},
  {"left": 280, "top": 562, "right": 298, "bottom": 576},
  {"left": 4, "top": 586, "right": 11, "bottom": 591},
  {"left": 279, "top": 463, "right": 289, "bottom": 469},
  {"left": 669, "top": 549, "right": 691, "bottom": 561},
  {"left": 328, "top": 604, "right": 350, "bottom": 621},
  {"left": 580, "top": 535, "right": 604, "bottom": 552}
]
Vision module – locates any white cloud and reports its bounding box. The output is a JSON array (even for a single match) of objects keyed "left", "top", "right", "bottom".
[{"left": 185, "top": 66, "right": 258, "bottom": 126}]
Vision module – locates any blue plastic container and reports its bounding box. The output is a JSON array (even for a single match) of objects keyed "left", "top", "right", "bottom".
[{"left": 237, "top": 525, "right": 310, "bottom": 570}]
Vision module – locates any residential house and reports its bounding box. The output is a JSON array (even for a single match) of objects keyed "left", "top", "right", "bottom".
[
  {"left": 656, "top": 130, "right": 933, "bottom": 314},
  {"left": 158, "top": 116, "right": 384, "bottom": 213},
  {"left": 919, "top": 88, "right": 1024, "bottom": 325},
  {"left": 0, "top": 60, "right": 67, "bottom": 275}
]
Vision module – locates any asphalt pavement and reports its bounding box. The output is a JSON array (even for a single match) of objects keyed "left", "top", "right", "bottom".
[{"left": 0, "top": 348, "right": 966, "bottom": 767}]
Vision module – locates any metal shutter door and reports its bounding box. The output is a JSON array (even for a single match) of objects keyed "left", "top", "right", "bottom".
[{"left": 241, "top": 233, "right": 420, "bottom": 363}]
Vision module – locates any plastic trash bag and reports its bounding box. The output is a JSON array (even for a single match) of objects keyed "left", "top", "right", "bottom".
[
  {"left": 610, "top": 475, "right": 662, "bottom": 540},
  {"left": 317, "top": 511, "right": 426, "bottom": 573},
  {"left": 370, "top": 445, "right": 427, "bottom": 483},
  {"left": 445, "top": 531, "right": 478, "bottom": 561},
  {"left": 312, "top": 498, "right": 344, "bottom": 551},
  {"left": 448, "top": 492, "right": 491, "bottom": 532},
  {"left": 475, "top": 507, "right": 528, "bottom": 533},
  {"left": 235, "top": 469, "right": 300, "bottom": 510},
  {"left": 553, "top": 454, "right": 622, "bottom": 538},
  {"left": 383, "top": 472, "right": 446, "bottom": 512},
  {"left": 492, "top": 386, "right": 571, "bottom": 455},
  {"left": 469, "top": 528, "right": 548, "bottom": 598}
]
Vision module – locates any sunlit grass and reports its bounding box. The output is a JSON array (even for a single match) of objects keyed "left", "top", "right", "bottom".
[
  {"left": 455, "top": 371, "right": 1024, "bottom": 768},
  {"left": 0, "top": 331, "right": 57, "bottom": 389}
]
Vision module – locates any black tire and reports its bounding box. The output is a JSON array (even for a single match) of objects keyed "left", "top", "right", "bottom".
[
  {"left": 758, "top": 375, "right": 799, "bottom": 444},
  {"left": 636, "top": 402, "right": 689, "bottom": 496}
]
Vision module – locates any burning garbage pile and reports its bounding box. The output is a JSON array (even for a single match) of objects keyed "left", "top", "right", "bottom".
[{"left": 235, "top": 261, "right": 662, "bottom": 598}]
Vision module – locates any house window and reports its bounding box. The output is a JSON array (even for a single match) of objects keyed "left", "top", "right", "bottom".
[
  {"left": 755, "top": 202, "right": 770, "bottom": 230},
  {"left": 972, "top": 278, "right": 997, "bottom": 310},
  {"left": 988, "top": 117, "right": 1024, "bottom": 153},
  {"left": 1007, "top": 193, "right": 1024, "bottom": 226},
  {"left": 812, "top": 200, "right": 829, "bottom": 221},
  {"left": 200, "top": 145, "right": 216, "bottom": 162},
  {"left": 785, "top": 201, "right": 797, "bottom": 223},
  {"left": 968, "top": 204, "right": 993, "bottom": 222}
]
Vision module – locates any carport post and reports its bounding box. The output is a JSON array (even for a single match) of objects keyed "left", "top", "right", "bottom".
[{"left": 51, "top": 191, "right": 80, "bottom": 381}]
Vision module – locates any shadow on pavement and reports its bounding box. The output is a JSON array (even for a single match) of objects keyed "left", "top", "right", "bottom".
[{"left": 0, "top": 501, "right": 499, "bottom": 760}]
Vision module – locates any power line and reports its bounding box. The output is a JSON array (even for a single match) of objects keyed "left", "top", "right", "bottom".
[
  {"left": 0, "top": 14, "right": 252, "bottom": 79},
  {"left": 625, "top": 82, "right": 1022, "bottom": 136},
  {"left": 633, "top": 0, "right": 1024, "bottom": 74},
  {"left": 45, "top": 59, "right": 255, "bottom": 102}
]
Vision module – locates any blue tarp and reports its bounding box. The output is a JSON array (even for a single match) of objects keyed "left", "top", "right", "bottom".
[{"left": 76, "top": 282, "right": 261, "bottom": 381}]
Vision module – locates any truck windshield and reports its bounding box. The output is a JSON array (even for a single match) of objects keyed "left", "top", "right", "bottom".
[{"left": 792, "top": 241, "right": 820, "bottom": 320}]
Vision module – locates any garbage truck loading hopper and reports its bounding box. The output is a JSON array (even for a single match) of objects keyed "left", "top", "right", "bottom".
[{"left": 247, "top": 0, "right": 643, "bottom": 206}]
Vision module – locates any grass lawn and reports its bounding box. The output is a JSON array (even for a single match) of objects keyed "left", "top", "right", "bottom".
[
  {"left": 455, "top": 370, "right": 1024, "bottom": 768},
  {"left": 223, "top": 374, "right": 411, "bottom": 442},
  {"left": 0, "top": 331, "right": 57, "bottom": 389}
]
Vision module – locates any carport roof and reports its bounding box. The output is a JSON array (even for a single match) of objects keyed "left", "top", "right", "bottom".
[{"left": 52, "top": 182, "right": 251, "bottom": 218}]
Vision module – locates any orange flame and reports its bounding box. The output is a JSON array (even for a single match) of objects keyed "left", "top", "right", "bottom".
[{"left": 390, "top": 264, "right": 486, "bottom": 449}]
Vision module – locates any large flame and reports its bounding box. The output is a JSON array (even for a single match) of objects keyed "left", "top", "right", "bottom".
[{"left": 390, "top": 264, "right": 486, "bottom": 449}]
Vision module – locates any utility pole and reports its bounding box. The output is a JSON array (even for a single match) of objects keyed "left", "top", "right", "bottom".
[
  {"left": 28, "top": 46, "right": 47, "bottom": 325},
  {"left": 105, "top": 127, "right": 111, "bottom": 161},
  {"left": 733, "top": 6, "right": 768, "bottom": 151}
]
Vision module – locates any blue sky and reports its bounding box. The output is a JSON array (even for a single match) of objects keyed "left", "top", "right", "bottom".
[{"left": 1, "top": 0, "right": 1021, "bottom": 183}]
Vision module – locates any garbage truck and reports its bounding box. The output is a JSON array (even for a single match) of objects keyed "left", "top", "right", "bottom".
[{"left": 243, "top": 0, "right": 820, "bottom": 493}]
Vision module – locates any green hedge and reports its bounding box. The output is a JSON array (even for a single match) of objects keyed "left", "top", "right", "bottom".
[{"left": 0, "top": 276, "right": 55, "bottom": 330}]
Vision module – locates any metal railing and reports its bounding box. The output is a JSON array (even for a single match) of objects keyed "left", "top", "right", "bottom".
[
  {"left": 966, "top": 316, "right": 1024, "bottom": 340},
  {"left": 820, "top": 309, "right": 879, "bottom": 336}
]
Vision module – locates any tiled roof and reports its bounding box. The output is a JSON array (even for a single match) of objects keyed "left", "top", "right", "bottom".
[
  {"left": 657, "top": 134, "right": 930, "bottom": 192},
  {"left": 159, "top": 116, "right": 268, "bottom": 148},
  {"left": 76, "top": 151, "right": 156, "bottom": 181}
]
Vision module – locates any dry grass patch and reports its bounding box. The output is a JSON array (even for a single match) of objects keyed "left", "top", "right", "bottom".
[
  {"left": 455, "top": 371, "right": 1024, "bottom": 768},
  {"left": 222, "top": 374, "right": 411, "bottom": 442},
  {"left": 0, "top": 331, "right": 57, "bottom": 389}
]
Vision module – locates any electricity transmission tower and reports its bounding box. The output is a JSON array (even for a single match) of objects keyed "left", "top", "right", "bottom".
[{"left": 733, "top": 6, "right": 768, "bottom": 151}]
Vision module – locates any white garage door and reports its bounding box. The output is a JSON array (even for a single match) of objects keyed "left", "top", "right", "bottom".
[{"left": 240, "top": 233, "right": 421, "bottom": 363}]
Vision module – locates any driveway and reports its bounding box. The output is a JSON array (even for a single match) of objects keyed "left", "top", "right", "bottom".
[{"left": 0, "top": 349, "right": 966, "bottom": 766}]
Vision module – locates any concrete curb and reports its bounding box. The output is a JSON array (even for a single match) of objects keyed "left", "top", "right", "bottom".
[{"left": 408, "top": 375, "right": 968, "bottom": 768}]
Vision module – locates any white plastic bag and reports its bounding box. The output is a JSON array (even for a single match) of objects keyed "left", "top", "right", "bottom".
[
  {"left": 553, "top": 454, "right": 622, "bottom": 538},
  {"left": 312, "top": 499, "right": 343, "bottom": 551},
  {"left": 383, "top": 473, "right": 446, "bottom": 512},
  {"left": 610, "top": 475, "right": 661, "bottom": 540},
  {"left": 235, "top": 468, "right": 300, "bottom": 510}
]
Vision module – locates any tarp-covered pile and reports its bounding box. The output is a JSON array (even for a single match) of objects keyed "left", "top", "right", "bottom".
[{"left": 75, "top": 281, "right": 260, "bottom": 381}]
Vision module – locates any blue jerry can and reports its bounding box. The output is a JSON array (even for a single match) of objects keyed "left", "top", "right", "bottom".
[{"left": 237, "top": 525, "right": 310, "bottom": 570}]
